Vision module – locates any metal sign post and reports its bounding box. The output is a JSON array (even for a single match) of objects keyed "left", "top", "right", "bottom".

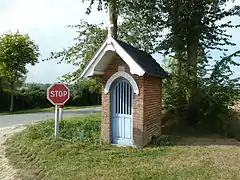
[
  {"left": 54, "top": 105, "right": 59, "bottom": 138},
  {"left": 47, "top": 83, "right": 70, "bottom": 139},
  {"left": 59, "top": 105, "right": 64, "bottom": 121}
]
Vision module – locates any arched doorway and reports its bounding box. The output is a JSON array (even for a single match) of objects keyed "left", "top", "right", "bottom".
[{"left": 111, "top": 78, "right": 133, "bottom": 145}]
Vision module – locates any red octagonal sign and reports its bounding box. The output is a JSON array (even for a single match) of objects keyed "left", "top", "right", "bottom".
[{"left": 47, "top": 83, "right": 70, "bottom": 105}]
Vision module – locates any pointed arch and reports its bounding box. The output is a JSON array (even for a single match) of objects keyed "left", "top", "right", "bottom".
[{"left": 104, "top": 72, "right": 139, "bottom": 95}]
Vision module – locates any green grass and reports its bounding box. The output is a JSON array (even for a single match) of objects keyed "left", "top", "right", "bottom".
[
  {"left": 0, "top": 105, "right": 100, "bottom": 115},
  {"left": 5, "top": 113, "right": 240, "bottom": 180}
]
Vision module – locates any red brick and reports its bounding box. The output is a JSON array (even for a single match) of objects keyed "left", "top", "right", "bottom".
[{"left": 100, "top": 55, "right": 163, "bottom": 147}]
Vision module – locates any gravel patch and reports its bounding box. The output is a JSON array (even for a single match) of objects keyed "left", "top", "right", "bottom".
[{"left": 0, "top": 125, "right": 25, "bottom": 180}]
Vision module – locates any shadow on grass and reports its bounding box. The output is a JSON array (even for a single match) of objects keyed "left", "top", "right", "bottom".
[
  {"left": 173, "top": 135, "right": 240, "bottom": 146},
  {"left": 156, "top": 133, "right": 240, "bottom": 146}
]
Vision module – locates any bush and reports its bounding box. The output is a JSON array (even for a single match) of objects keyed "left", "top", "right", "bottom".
[
  {"left": 225, "top": 111, "right": 240, "bottom": 140},
  {"left": 0, "top": 90, "right": 10, "bottom": 111},
  {"left": 162, "top": 55, "right": 240, "bottom": 136},
  {"left": 0, "top": 84, "right": 101, "bottom": 112},
  {"left": 60, "top": 114, "right": 101, "bottom": 142},
  {"left": 22, "top": 113, "right": 101, "bottom": 143},
  {"left": 150, "top": 135, "right": 172, "bottom": 146}
]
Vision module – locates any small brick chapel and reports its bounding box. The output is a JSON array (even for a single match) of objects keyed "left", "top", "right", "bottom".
[{"left": 81, "top": 36, "right": 168, "bottom": 147}]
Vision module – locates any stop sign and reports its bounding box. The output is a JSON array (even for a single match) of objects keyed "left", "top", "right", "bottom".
[{"left": 47, "top": 83, "right": 70, "bottom": 105}]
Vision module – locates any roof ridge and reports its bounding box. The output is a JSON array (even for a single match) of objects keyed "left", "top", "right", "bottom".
[{"left": 115, "top": 39, "right": 169, "bottom": 78}]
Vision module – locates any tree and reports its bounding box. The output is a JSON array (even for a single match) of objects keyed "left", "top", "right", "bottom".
[
  {"left": 46, "top": 0, "right": 160, "bottom": 88},
  {"left": 46, "top": 14, "right": 159, "bottom": 90},
  {"left": 47, "top": 0, "right": 240, "bottom": 132},
  {"left": 82, "top": 0, "right": 122, "bottom": 39},
  {"left": 123, "top": 0, "right": 240, "bottom": 121},
  {"left": 0, "top": 32, "right": 40, "bottom": 112},
  {"left": 82, "top": 0, "right": 240, "bottom": 130}
]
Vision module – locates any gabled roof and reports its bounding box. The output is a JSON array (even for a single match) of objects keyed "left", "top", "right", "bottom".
[
  {"left": 116, "top": 40, "right": 169, "bottom": 78},
  {"left": 80, "top": 36, "right": 169, "bottom": 78}
]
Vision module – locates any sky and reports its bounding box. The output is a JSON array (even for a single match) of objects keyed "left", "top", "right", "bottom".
[{"left": 0, "top": 0, "right": 239, "bottom": 84}]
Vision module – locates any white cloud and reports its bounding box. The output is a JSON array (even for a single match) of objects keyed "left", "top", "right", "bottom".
[
  {"left": 0, "top": 0, "right": 108, "bottom": 83},
  {"left": 0, "top": 0, "right": 239, "bottom": 83},
  {"left": 0, "top": 0, "right": 107, "bottom": 33},
  {"left": 1, "top": 0, "right": 58, "bottom": 33}
]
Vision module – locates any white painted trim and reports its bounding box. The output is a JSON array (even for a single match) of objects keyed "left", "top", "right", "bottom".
[
  {"left": 110, "top": 37, "right": 145, "bottom": 76},
  {"left": 80, "top": 36, "right": 146, "bottom": 78},
  {"left": 104, "top": 71, "right": 139, "bottom": 95},
  {"left": 82, "top": 43, "right": 108, "bottom": 77},
  {"left": 105, "top": 43, "right": 116, "bottom": 52},
  {"left": 80, "top": 40, "right": 108, "bottom": 78}
]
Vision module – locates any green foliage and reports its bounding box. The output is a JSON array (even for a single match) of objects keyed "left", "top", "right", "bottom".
[
  {"left": 46, "top": 15, "right": 162, "bottom": 94},
  {"left": 163, "top": 58, "right": 188, "bottom": 110},
  {"left": 0, "top": 82, "right": 100, "bottom": 112},
  {"left": 195, "top": 52, "right": 240, "bottom": 133},
  {"left": 227, "top": 111, "right": 240, "bottom": 140},
  {"left": 0, "top": 75, "right": 26, "bottom": 91},
  {"left": 44, "top": 0, "right": 240, "bottom": 136},
  {"left": 123, "top": 0, "right": 240, "bottom": 123},
  {"left": 18, "top": 83, "right": 52, "bottom": 109},
  {"left": 47, "top": 20, "right": 107, "bottom": 82},
  {"left": 0, "top": 31, "right": 39, "bottom": 81},
  {"left": 119, "top": 0, "right": 240, "bottom": 134},
  {"left": 123, "top": 0, "right": 240, "bottom": 54},
  {"left": 150, "top": 135, "right": 172, "bottom": 146},
  {"left": 0, "top": 90, "right": 50, "bottom": 112},
  {"left": 163, "top": 51, "right": 240, "bottom": 134},
  {"left": 5, "top": 114, "right": 240, "bottom": 179},
  {"left": 23, "top": 113, "right": 101, "bottom": 142},
  {"left": 44, "top": 20, "right": 107, "bottom": 94},
  {"left": 0, "top": 31, "right": 40, "bottom": 111},
  {"left": 59, "top": 114, "right": 101, "bottom": 142}
]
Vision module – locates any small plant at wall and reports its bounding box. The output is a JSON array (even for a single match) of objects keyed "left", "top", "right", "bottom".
[{"left": 150, "top": 135, "right": 172, "bottom": 146}]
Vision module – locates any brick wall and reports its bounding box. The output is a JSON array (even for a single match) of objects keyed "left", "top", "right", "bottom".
[
  {"left": 143, "top": 75, "right": 162, "bottom": 145},
  {"left": 101, "top": 86, "right": 111, "bottom": 141},
  {"left": 101, "top": 55, "right": 162, "bottom": 146},
  {"left": 133, "top": 76, "right": 144, "bottom": 146}
]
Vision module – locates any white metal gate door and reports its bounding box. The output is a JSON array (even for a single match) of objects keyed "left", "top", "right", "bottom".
[{"left": 111, "top": 79, "right": 133, "bottom": 145}]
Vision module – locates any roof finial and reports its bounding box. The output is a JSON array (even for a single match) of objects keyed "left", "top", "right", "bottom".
[{"left": 108, "top": 4, "right": 114, "bottom": 39}]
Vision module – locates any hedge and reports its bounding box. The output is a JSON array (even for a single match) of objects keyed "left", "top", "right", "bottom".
[{"left": 0, "top": 89, "right": 101, "bottom": 111}]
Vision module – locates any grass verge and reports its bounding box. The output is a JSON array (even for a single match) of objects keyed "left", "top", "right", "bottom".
[
  {"left": 5, "top": 113, "right": 240, "bottom": 180},
  {"left": 0, "top": 105, "right": 100, "bottom": 115}
]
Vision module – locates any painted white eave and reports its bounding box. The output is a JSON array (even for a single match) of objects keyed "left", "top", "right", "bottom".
[
  {"left": 110, "top": 36, "right": 145, "bottom": 76},
  {"left": 80, "top": 40, "right": 108, "bottom": 78},
  {"left": 80, "top": 36, "right": 146, "bottom": 78}
]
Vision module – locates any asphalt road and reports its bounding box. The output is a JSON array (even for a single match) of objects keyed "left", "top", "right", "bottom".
[{"left": 0, "top": 107, "right": 101, "bottom": 127}]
